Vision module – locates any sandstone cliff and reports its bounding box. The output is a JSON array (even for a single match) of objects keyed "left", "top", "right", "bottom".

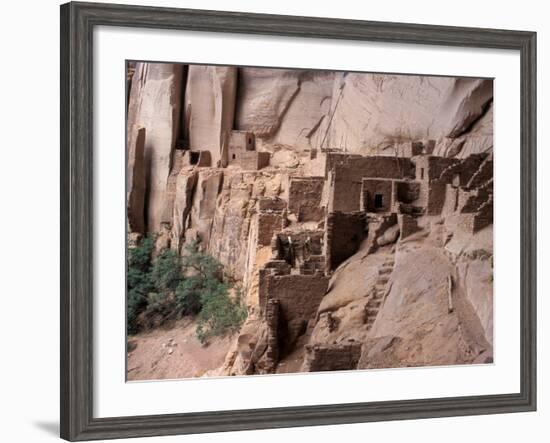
[{"left": 127, "top": 62, "right": 493, "bottom": 378}]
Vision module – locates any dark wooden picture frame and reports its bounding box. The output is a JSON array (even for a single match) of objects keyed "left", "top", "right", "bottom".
[{"left": 60, "top": 2, "right": 537, "bottom": 441}]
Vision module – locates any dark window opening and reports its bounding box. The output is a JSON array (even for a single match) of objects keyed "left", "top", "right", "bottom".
[
  {"left": 248, "top": 137, "right": 252, "bottom": 145},
  {"left": 374, "top": 194, "right": 384, "bottom": 209},
  {"left": 232, "top": 154, "right": 236, "bottom": 160},
  {"left": 190, "top": 151, "right": 200, "bottom": 165},
  {"left": 420, "top": 168, "right": 425, "bottom": 180}
]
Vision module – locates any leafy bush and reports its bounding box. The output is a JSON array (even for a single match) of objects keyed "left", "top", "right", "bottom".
[
  {"left": 150, "top": 249, "right": 181, "bottom": 292},
  {"left": 126, "top": 237, "right": 247, "bottom": 342},
  {"left": 127, "top": 237, "right": 154, "bottom": 335},
  {"left": 177, "top": 241, "right": 247, "bottom": 343},
  {"left": 196, "top": 284, "right": 247, "bottom": 344}
]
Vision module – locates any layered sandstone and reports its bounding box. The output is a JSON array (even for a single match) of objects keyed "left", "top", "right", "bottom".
[
  {"left": 127, "top": 63, "right": 183, "bottom": 232},
  {"left": 127, "top": 62, "right": 494, "bottom": 378}
]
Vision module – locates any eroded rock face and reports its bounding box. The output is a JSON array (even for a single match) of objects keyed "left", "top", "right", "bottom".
[
  {"left": 208, "top": 171, "right": 285, "bottom": 279},
  {"left": 360, "top": 244, "right": 490, "bottom": 368},
  {"left": 236, "top": 68, "right": 335, "bottom": 150},
  {"left": 126, "top": 62, "right": 494, "bottom": 377},
  {"left": 185, "top": 66, "right": 237, "bottom": 167},
  {"left": 127, "top": 125, "right": 146, "bottom": 234},
  {"left": 127, "top": 62, "right": 183, "bottom": 232}
]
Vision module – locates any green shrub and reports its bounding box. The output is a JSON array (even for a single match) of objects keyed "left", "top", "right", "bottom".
[
  {"left": 175, "top": 276, "right": 203, "bottom": 315},
  {"left": 127, "top": 287, "right": 147, "bottom": 335},
  {"left": 178, "top": 241, "right": 247, "bottom": 343},
  {"left": 126, "top": 237, "right": 247, "bottom": 342},
  {"left": 128, "top": 236, "right": 154, "bottom": 271},
  {"left": 181, "top": 240, "right": 223, "bottom": 281},
  {"left": 150, "top": 249, "right": 181, "bottom": 292},
  {"left": 127, "top": 236, "right": 155, "bottom": 335},
  {"left": 196, "top": 284, "right": 247, "bottom": 345}
]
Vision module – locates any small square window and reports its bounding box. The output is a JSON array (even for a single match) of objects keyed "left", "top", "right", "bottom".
[{"left": 374, "top": 194, "right": 384, "bottom": 208}]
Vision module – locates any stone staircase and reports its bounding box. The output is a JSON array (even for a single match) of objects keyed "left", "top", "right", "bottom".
[{"left": 364, "top": 255, "right": 395, "bottom": 331}]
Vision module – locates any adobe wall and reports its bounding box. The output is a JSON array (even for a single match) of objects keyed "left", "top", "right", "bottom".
[
  {"left": 361, "top": 179, "right": 393, "bottom": 213},
  {"left": 257, "top": 152, "right": 270, "bottom": 170},
  {"left": 238, "top": 151, "right": 270, "bottom": 170},
  {"left": 274, "top": 230, "right": 324, "bottom": 269},
  {"left": 453, "top": 207, "right": 492, "bottom": 234},
  {"left": 393, "top": 180, "right": 421, "bottom": 205},
  {"left": 228, "top": 130, "right": 255, "bottom": 162},
  {"left": 465, "top": 156, "right": 493, "bottom": 189},
  {"left": 398, "top": 214, "right": 419, "bottom": 240},
  {"left": 266, "top": 274, "right": 329, "bottom": 353},
  {"left": 288, "top": 177, "right": 325, "bottom": 222},
  {"left": 257, "top": 197, "right": 287, "bottom": 247},
  {"left": 258, "top": 260, "right": 291, "bottom": 314},
  {"left": 226, "top": 131, "right": 270, "bottom": 170},
  {"left": 331, "top": 156, "right": 414, "bottom": 212},
  {"left": 324, "top": 152, "right": 363, "bottom": 178},
  {"left": 426, "top": 180, "right": 448, "bottom": 215},
  {"left": 299, "top": 255, "right": 326, "bottom": 275},
  {"left": 301, "top": 343, "right": 362, "bottom": 372},
  {"left": 257, "top": 213, "right": 285, "bottom": 247},
  {"left": 325, "top": 211, "right": 367, "bottom": 270},
  {"left": 264, "top": 299, "right": 280, "bottom": 372},
  {"left": 258, "top": 197, "right": 287, "bottom": 212}
]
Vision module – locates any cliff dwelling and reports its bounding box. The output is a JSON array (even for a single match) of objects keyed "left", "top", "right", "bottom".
[{"left": 126, "top": 62, "right": 494, "bottom": 381}]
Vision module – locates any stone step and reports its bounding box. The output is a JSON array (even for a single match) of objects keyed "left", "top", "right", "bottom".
[
  {"left": 374, "top": 284, "right": 386, "bottom": 292},
  {"left": 377, "top": 275, "right": 389, "bottom": 284}
]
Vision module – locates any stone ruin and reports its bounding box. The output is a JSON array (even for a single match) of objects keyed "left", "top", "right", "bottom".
[
  {"left": 125, "top": 64, "right": 495, "bottom": 378},
  {"left": 247, "top": 140, "right": 493, "bottom": 373},
  {"left": 226, "top": 130, "right": 270, "bottom": 170},
  {"left": 129, "top": 115, "right": 492, "bottom": 375}
]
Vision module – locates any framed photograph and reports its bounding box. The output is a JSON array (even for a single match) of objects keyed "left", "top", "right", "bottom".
[{"left": 60, "top": 1, "right": 537, "bottom": 440}]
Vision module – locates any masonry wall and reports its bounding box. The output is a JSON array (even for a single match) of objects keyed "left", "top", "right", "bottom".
[
  {"left": 275, "top": 230, "right": 324, "bottom": 268},
  {"left": 264, "top": 299, "right": 280, "bottom": 373},
  {"left": 398, "top": 214, "right": 419, "bottom": 239},
  {"left": 228, "top": 130, "right": 255, "bottom": 162},
  {"left": 266, "top": 274, "right": 330, "bottom": 353},
  {"left": 325, "top": 211, "right": 366, "bottom": 270},
  {"left": 331, "top": 156, "right": 414, "bottom": 212},
  {"left": 257, "top": 212, "right": 285, "bottom": 246},
  {"left": 426, "top": 180, "right": 448, "bottom": 215},
  {"left": 226, "top": 131, "right": 270, "bottom": 170},
  {"left": 394, "top": 180, "right": 421, "bottom": 204},
  {"left": 288, "top": 177, "right": 325, "bottom": 221},
  {"left": 302, "top": 343, "right": 362, "bottom": 372},
  {"left": 361, "top": 178, "right": 393, "bottom": 213},
  {"left": 258, "top": 260, "right": 291, "bottom": 314},
  {"left": 239, "top": 151, "right": 269, "bottom": 170}
]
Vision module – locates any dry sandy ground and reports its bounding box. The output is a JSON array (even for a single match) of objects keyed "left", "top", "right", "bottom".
[{"left": 127, "top": 317, "right": 234, "bottom": 381}]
